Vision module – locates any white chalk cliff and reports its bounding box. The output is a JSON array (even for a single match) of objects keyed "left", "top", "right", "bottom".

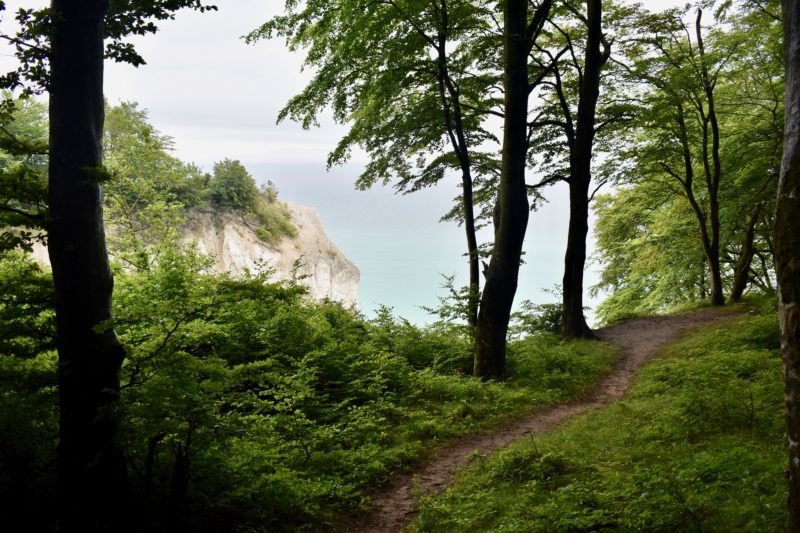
[
  {"left": 185, "top": 202, "right": 359, "bottom": 305},
  {"left": 31, "top": 201, "right": 360, "bottom": 306}
]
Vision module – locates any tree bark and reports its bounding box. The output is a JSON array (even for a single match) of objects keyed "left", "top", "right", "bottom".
[
  {"left": 730, "top": 204, "right": 762, "bottom": 302},
  {"left": 777, "top": 1, "right": 800, "bottom": 530},
  {"left": 462, "top": 168, "right": 480, "bottom": 333},
  {"left": 560, "top": 0, "right": 606, "bottom": 340},
  {"left": 473, "top": 0, "right": 536, "bottom": 378},
  {"left": 48, "top": 0, "right": 129, "bottom": 528}
]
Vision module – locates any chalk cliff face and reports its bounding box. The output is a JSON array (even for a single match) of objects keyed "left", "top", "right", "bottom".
[
  {"left": 185, "top": 202, "right": 359, "bottom": 305},
  {"left": 31, "top": 201, "right": 360, "bottom": 306}
]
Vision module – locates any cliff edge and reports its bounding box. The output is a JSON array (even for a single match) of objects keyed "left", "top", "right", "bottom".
[
  {"left": 31, "top": 201, "right": 360, "bottom": 306},
  {"left": 186, "top": 201, "right": 359, "bottom": 306}
]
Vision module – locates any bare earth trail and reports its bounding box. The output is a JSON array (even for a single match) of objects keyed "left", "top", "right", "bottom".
[{"left": 345, "top": 307, "right": 743, "bottom": 532}]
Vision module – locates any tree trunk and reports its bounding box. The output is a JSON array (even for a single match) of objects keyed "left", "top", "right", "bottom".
[
  {"left": 707, "top": 240, "right": 724, "bottom": 305},
  {"left": 48, "top": 0, "right": 129, "bottom": 528},
  {"left": 696, "top": 9, "right": 725, "bottom": 306},
  {"left": 167, "top": 441, "right": 190, "bottom": 530},
  {"left": 561, "top": 0, "right": 605, "bottom": 340},
  {"left": 777, "top": 1, "right": 800, "bottom": 530},
  {"left": 463, "top": 170, "right": 480, "bottom": 333},
  {"left": 675, "top": 101, "right": 723, "bottom": 307},
  {"left": 434, "top": 28, "right": 480, "bottom": 333},
  {"left": 473, "top": 0, "right": 532, "bottom": 379},
  {"left": 730, "top": 204, "right": 762, "bottom": 302},
  {"left": 561, "top": 183, "right": 593, "bottom": 338}
]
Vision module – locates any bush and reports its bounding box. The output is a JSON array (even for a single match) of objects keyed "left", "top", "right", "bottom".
[
  {"left": 0, "top": 247, "right": 621, "bottom": 532},
  {"left": 208, "top": 158, "right": 259, "bottom": 210}
]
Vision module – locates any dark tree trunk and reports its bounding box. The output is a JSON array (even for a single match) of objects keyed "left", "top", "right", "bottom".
[
  {"left": 434, "top": 16, "right": 480, "bottom": 333},
  {"left": 462, "top": 170, "right": 480, "bottom": 332},
  {"left": 473, "top": 0, "right": 538, "bottom": 379},
  {"left": 730, "top": 204, "right": 762, "bottom": 302},
  {"left": 167, "top": 441, "right": 190, "bottom": 530},
  {"left": 707, "top": 236, "right": 724, "bottom": 305},
  {"left": 696, "top": 9, "right": 724, "bottom": 306},
  {"left": 143, "top": 432, "right": 166, "bottom": 510},
  {"left": 48, "top": 0, "right": 129, "bottom": 528},
  {"left": 561, "top": 182, "right": 593, "bottom": 338},
  {"left": 561, "top": 0, "right": 606, "bottom": 340},
  {"left": 777, "top": 1, "right": 800, "bottom": 530},
  {"left": 675, "top": 101, "right": 723, "bottom": 308}
]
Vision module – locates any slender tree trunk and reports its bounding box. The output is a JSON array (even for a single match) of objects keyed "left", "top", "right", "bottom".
[
  {"left": 561, "top": 182, "right": 593, "bottom": 338},
  {"left": 48, "top": 0, "right": 129, "bottom": 528},
  {"left": 473, "top": 0, "right": 532, "bottom": 379},
  {"left": 696, "top": 9, "right": 724, "bottom": 306},
  {"left": 675, "top": 102, "right": 723, "bottom": 307},
  {"left": 561, "top": 0, "right": 605, "bottom": 340},
  {"left": 707, "top": 219, "right": 724, "bottom": 305},
  {"left": 731, "top": 204, "right": 762, "bottom": 302},
  {"left": 167, "top": 441, "right": 190, "bottom": 530},
  {"left": 699, "top": 263, "right": 706, "bottom": 300},
  {"left": 433, "top": 1, "right": 480, "bottom": 333},
  {"left": 462, "top": 171, "right": 480, "bottom": 332},
  {"left": 777, "top": 1, "right": 800, "bottom": 530}
]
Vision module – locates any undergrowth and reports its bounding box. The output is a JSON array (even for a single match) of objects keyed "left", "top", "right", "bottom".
[
  {"left": 0, "top": 250, "right": 619, "bottom": 532},
  {"left": 413, "top": 300, "right": 786, "bottom": 532}
]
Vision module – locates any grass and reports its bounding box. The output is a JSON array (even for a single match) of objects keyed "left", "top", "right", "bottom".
[
  {"left": 336, "top": 334, "right": 623, "bottom": 490},
  {"left": 412, "top": 301, "right": 787, "bottom": 532}
]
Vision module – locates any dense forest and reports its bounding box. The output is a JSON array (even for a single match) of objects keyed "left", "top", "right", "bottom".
[{"left": 0, "top": 0, "right": 799, "bottom": 531}]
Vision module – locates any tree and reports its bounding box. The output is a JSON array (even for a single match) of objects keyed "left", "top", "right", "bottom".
[
  {"left": 590, "top": 2, "right": 783, "bottom": 322},
  {"left": 103, "top": 102, "right": 205, "bottom": 271},
  {"left": 1, "top": 1, "right": 214, "bottom": 528},
  {"left": 526, "top": 0, "right": 612, "bottom": 338},
  {"left": 472, "top": 0, "right": 551, "bottom": 378},
  {"left": 592, "top": 183, "right": 709, "bottom": 323},
  {"left": 257, "top": 0, "right": 562, "bottom": 377},
  {"left": 46, "top": 4, "right": 130, "bottom": 526},
  {"left": 776, "top": 0, "right": 800, "bottom": 529},
  {"left": 717, "top": 1, "right": 783, "bottom": 301},
  {"left": 250, "top": 0, "right": 500, "bottom": 334},
  {"left": 209, "top": 158, "right": 259, "bottom": 210},
  {"left": 624, "top": 7, "right": 734, "bottom": 306},
  {"left": 557, "top": 0, "right": 608, "bottom": 339},
  {"left": 523, "top": 0, "right": 643, "bottom": 338},
  {"left": 0, "top": 96, "right": 48, "bottom": 253}
]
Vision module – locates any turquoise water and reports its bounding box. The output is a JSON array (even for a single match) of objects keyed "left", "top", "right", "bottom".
[{"left": 258, "top": 162, "right": 602, "bottom": 326}]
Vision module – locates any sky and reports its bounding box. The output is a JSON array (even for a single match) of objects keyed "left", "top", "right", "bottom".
[{"left": 0, "top": 0, "right": 686, "bottom": 325}]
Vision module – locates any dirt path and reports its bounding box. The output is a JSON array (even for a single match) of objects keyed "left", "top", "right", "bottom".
[{"left": 345, "top": 307, "right": 742, "bottom": 532}]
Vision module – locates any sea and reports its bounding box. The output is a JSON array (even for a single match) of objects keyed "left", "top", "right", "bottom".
[{"left": 255, "top": 161, "right": 603, "bottom": 326}]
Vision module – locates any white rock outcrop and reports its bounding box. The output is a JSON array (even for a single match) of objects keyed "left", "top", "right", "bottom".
[
  {"left": 185, "top": 202, "right": 359, "bottom": 305},
  {"left": 31, "top": 201, "right": 360, "bottom": 306}
]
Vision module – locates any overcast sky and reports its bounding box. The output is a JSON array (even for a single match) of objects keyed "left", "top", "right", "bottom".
[{"left": 0, "top": 0, "right": 687, "bottom": 324}]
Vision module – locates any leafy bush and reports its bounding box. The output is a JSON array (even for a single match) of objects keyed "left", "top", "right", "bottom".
[
  {"left": 510, "top": 299, "right": 563, "bottom": 338},
  {"left": 0, "top": 246, "right": 622, "bottom": 531},
  {"left": 208, "top": 158, "right": 259, "bottom": 210}
]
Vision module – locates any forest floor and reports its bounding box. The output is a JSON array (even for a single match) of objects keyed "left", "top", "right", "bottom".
[{"left": 345, "top": 307, "right": 743, "bottom": 532}]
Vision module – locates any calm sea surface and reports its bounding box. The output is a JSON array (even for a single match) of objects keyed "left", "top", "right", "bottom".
[{"left": 257, "top": 162, "right": 603, "bottom": 326}]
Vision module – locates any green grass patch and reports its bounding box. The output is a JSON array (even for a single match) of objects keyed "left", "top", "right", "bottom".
[{"left": 413, "top": 305, "right": 787, "bottom": 532}]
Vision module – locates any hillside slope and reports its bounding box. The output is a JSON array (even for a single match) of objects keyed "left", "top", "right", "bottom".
[
  {"left": 30, "top": 200, "right": 360, "bottom": 306},
  {"left": 413, "top": 303, "right": 785, "bottom": 532}
]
